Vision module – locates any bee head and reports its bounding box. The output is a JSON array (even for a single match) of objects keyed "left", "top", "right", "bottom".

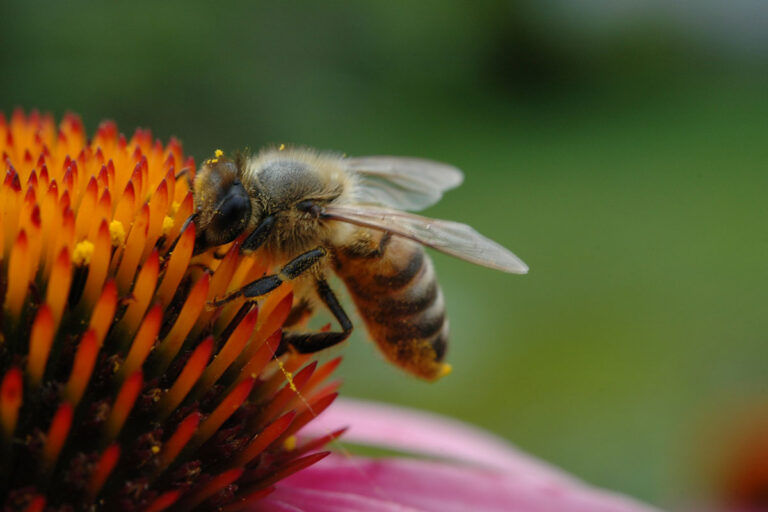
[{"left": 193, "top": 157, "right": 252, "bottom": 254}]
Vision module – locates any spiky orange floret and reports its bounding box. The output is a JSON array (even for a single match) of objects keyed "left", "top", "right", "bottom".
[{"left": 0, "top": 110, "right": 340, "bottom": 511}]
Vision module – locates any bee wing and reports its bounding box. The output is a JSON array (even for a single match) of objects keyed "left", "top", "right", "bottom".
[
  {"left": 344, "top": 156, "right": 464, "bottom": 211},
  {"left": 322, "top": 204, "right": 528, "bottom": 274}
]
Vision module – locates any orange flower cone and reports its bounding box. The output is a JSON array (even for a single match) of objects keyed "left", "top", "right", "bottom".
[{"left": 0, "top": 110, "right": 340, "bottom": 511}]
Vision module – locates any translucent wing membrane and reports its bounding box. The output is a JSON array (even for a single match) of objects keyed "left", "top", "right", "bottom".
[
  {"left": 322, "top": 204, "right": 529, "bottom": 274},
  {"left": 345, "top": 156, "right": 464, "bottom": 211}
]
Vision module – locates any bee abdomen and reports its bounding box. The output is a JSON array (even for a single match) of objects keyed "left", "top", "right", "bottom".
[{"left": 333, "top": 232, "right": 451, "bottom": 380}]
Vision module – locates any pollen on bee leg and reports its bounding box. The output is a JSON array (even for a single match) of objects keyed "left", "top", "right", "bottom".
[{"left": 438, "top": 363, "right": 453, "bottom": 379}]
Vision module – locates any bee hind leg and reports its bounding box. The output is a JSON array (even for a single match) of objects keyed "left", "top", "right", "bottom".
[{"left": 281, "top": 278, "right": 353, "bottom": 355}]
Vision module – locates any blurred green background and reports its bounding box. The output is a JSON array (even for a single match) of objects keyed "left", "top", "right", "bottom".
[{"left": 2, "top": 1, "right": 767, "bottom": 507}]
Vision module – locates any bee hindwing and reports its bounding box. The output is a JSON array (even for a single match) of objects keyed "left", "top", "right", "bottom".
[{"left": 345, "top": 156, "right": 464, "bottom": 211}]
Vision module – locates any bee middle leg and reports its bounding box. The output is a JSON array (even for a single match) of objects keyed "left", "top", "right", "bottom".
[
  {"left": 211, "top": 246, "right": 327, "bottom": 306},
  {"left": 281, "top": 278, "right": 353, "bottom": 354}
]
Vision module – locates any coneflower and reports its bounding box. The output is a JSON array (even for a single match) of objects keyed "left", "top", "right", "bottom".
[{"left": 0, "top": 110, "right": 341, "bottom": 511}]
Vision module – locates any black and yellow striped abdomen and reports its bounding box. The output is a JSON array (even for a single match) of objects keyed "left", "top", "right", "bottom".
[{"left": 331, "top": 230, "right": 450, "bottom": 380}]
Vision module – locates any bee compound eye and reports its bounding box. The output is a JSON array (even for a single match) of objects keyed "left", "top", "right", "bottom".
[
  {"left": 211, "top": 183, "right": 251, "bottom": 244},
  {"left": 219, "top": 193, "right": 249, "bottom": 225}
]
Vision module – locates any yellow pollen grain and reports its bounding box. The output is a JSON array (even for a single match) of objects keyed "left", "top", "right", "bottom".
[
  {"left": 206, "top": 149, "right": 224, "bottom": 165},
  {"left": 161, "top": 216, "right": 174, "bottom": 236},
  {"left": 276, "top": 358, "right": 298, "bottom": 392},
  {"left": 109, "top": 221, "right": 126, "bottom": 247},
  {"left": 438, "top": 363, "right": 453, "bottom": 379},
  {"left": 72, "top": 240, "right": 95, "bottom": 265},
  {"left": 278, "top": 144, "right": 285, "bottom": 151},
  {"left": 151, "top": 445, "right": 160, "bottom": 454},
  {"left": 283, "top": 435, "right": 296, "bottom": 451}
]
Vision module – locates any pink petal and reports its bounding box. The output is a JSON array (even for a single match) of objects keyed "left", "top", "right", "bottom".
[
  {"left": 256, "top": 455, "right": 658, "bottom": 512},
  {"left": 301, "top": 398, "right": 581, "bottom": 480}
]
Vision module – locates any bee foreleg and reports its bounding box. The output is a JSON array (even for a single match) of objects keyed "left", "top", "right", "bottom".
[
  {"left": 166, "top": 213, "right": 198, "bottom": 254},
  {"left": 282, "top": 278, "right": 353, "bottom": 354},
  {"left": 174, "top": 167, "right": 194, "bottom": 190},
  {"left": 240, "top": 215, "right": 276, "bottom": 253},
  {"left": 210, "top": 247, "right": 326, "bottom": 306}
]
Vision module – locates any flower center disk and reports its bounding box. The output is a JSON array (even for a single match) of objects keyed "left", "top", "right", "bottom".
[{"left": 0, "top": 110, "right": 341, "bottom": 511}]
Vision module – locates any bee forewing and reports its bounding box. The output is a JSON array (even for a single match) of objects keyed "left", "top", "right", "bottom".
[
  {"left": 344, "top": 156, "right": 464, "bottom": 211},
  {"left": 322, "top": 205, "right": 529, "bottom": 274}
]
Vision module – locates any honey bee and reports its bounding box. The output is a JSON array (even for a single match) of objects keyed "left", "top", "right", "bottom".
[{"left": 192, "top": 147, "right": 527, "bottom": 380}]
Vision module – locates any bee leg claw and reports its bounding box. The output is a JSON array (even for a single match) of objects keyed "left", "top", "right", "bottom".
[{"left": 209, "top": 292, "right": 240, "bottom": 308}]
